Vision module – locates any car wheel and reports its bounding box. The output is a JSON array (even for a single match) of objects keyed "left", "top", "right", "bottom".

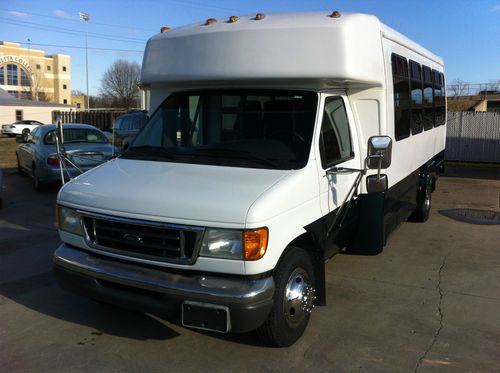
[
  {"left": 32, "top": 164, "right": 45, "bottom": 192},
  {"left": 256, "top": 246, "right": 316, "bottom": 347},
  {"left": 22, "top": 128, "right": 30, "bottom": 137}
]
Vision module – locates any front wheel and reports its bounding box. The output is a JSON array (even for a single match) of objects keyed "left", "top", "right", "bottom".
[{"left": 256, "top": 246, "right": 316, "bottom": 347}]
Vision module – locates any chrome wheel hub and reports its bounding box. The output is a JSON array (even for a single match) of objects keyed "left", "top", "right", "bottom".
[{"left": 283, "top": 268, "right": 316, "bottom": 328}]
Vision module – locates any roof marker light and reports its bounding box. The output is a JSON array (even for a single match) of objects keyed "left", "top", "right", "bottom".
[
  {"left": 329, "top": 11, "right": 342, "bottom": 18},
  {"left": 160, "top": 26, "right": 171, "bottom": 33},
  {"left": 205, "top": 18, "right": 217, "bottom": 25},
  {"left": 228, "top": 15, "right": 239, "bottom": 23},
  {"left": 254, "top": 13, "right": 266, "bottom": 20}
]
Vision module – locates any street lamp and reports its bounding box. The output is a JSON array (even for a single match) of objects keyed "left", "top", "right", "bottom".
[{"left": 79, "top": 12, "right": 90, "bottom": 111}]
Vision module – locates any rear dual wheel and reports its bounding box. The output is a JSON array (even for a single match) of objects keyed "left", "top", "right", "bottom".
[{"left": 257, "top": 246, "right": 316, "bottom": 347}]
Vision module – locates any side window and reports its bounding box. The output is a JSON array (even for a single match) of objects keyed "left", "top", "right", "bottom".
[
  {"left": 433, "top": 70, "right": 443, "bottom": 127},
  {"left": 409, "top": 60, "right": 423, "bottom": 135},
  {"left": 391, "top": 54, "right": 411, "bottom": 141},
  {"left": 30, "top": 127, "right": 41, "bottom": 144},
  {"left": 319, "top": 96, "right": 354, "bottom": 169},
  {"left": 113, "top": 118, "right": 123, "bottom": 130},
  {"left": 422, "top": 66, "right": 434, "bottom": 131}
]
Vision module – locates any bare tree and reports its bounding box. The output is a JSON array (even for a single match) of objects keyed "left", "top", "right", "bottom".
[
  {"left": 20, "top": 69, "right": 52, "bottom": 101},
  {"left": 449, "top": 78, "right": 470, "bottom": 99},
  {"left": 100, "top": 60, "right": 140, "bottom": 109}
]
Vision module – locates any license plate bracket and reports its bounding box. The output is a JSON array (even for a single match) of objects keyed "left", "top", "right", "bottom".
[{"left": 182, "top": 301, "right": 230, "bottom": 333}]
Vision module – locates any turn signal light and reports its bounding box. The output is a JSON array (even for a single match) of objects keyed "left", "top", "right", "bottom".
[
  {"left": 47, "top": 155, "right": 60, "bottom": 166},
  {"left": 244, "top": 228, "right": 268, "bottom": 261}
]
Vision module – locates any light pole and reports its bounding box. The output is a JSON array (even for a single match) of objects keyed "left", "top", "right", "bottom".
[{"left": 79, "top": 12, "right": 90, "bottom": 111}]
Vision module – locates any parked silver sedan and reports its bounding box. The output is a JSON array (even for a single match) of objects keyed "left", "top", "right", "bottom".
[{"left": 16, "top": 123, "right": 113, "bottom": 190}]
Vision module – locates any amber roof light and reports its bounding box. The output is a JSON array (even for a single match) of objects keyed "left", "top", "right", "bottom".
[
  {"left": 228, "top": 15, "right": 239, "bottom": 23},
  {"left": 329, "top": 11, "right": 342, "bottom": 18},
  {"left": 205, "top": 18, "right": 217, "bottom": 25},
  {"left": 254, "top": 13, "right": 266, "bottom": 21},
  {"left": 160, "top": 26, "right": 171, "bottom": 33}
]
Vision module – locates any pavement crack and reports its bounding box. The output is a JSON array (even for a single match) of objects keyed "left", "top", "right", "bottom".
[{"left": 414, "top": 252, "right": 450, "bottom": 373}]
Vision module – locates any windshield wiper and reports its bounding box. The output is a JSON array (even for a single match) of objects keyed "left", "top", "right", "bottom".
[
  {"left": 194, "top": 148, "right": 279, "bottom": 167},
  {"left": 123, "top": 145, "right": 177, "bottom": 160}
]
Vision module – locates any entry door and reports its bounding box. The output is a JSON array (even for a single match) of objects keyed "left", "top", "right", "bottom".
[{"left": 316, "top": 95, "right": 362, "bottom": 219}]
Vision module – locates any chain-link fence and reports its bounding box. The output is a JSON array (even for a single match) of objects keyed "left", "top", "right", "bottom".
[{"left": 445, "top": 111, "right": 500, "bottom": 163}]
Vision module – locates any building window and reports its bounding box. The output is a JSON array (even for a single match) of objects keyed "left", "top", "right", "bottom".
[
  {"left": 47, "top": 65, "right": 52, "bottom": 71},
  {"left": 62, "top": 66, "right": 67, "bottom": 72},
  {"left": 36, "top": 64, "right": 41, "bottom": 70},
  {"left": 16, "top": 110, "right": 23, "bottom": 121},
  {"left": 391, "top": 54, "right": 411, "bottom": 141},
  {"left": 7, "top": 64, "right": 18, "bottom": 85},
  {"left": 76, "top": 103, "right": 81, "bottom": 109},
  {"left": 20, "top": 69, "right": 30, "bottom": 86},
  {"left": 63, "top": 99, "right": 68, "bottom": 104},
  {"left": 63, "top": 84, "right": 67, "bottom": 90},
  {"left": 0, "top": 66, "right": 4, "bottom": 85}
]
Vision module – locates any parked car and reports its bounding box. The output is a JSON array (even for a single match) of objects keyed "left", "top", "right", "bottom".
[
  {"left": 16, "top": 123, "right": 113, "bottom": 191},
  {"left": 112, "top": 111, "right": 148, "bottom": 151},
  {"left": 2, "top": 120, "right": 44, "bottom": 137}
]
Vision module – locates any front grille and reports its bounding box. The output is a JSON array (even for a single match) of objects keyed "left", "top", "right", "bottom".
[{"left": 81, "top": 213, "right": 204, "bottom": 264}]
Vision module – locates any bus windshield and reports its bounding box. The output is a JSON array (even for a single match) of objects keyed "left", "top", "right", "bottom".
[{"left": 123, "top": 89, "right": 318, "bottom": 170}]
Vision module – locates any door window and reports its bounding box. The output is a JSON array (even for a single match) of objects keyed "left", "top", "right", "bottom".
[{"left": 319, "top": 96, "right": 354, "bottom": 168}]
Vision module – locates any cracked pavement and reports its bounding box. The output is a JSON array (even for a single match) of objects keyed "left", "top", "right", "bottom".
[{"left": 1, "top": 162, "right": 499, "bottom": 372}]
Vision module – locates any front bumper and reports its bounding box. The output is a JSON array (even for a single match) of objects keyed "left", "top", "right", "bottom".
[{"left": 53, "top": 244, "right": 275, "bottom": 333}]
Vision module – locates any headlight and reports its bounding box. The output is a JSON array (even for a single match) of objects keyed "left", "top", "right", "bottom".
[
  {"left": 199, "top": 227, "right": 269, "bottom": 261},
  {"left": 200, "top": 229, "right": 243, "bottom": 260},
  {"left": 57, "top": 205, "right": 83, "bottom": 236}
]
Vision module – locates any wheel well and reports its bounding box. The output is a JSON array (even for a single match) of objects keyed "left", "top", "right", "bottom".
[{"left": 283, "top": 233, "right": 326, "bottom": 306}]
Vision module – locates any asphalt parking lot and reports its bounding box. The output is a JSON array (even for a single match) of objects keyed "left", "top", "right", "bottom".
[{"left": 1, "top": 135, "right": 499, "bottom": 372}]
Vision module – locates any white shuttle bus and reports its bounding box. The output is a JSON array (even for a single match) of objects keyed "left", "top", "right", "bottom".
[{"left": 54, "top": 11, "right": 446, "bottom": 346}]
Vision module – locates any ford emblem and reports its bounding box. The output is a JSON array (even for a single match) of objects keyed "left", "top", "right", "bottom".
[{"left": 123, "top": 233, "right": 144, "bottom": 244}]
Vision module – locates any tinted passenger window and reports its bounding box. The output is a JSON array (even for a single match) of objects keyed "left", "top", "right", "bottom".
[
  {"left": 319, "top": 97, "right": 353, "bottom": 168},
  {"left": 422, "top": 66, "right": 434, "bottom": 131},
  {"left": 409, "top": 60, "right": 423, "bottom": 135},
  {"left": 391, "top": 54, "right": 411, "bottom": 141}
]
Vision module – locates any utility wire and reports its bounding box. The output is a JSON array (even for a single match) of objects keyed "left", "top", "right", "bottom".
[
  {"left": 1, "top": 17, "right": 147, "bottom": 44},
  {"left": 0, "top": 7, "right": 156, "bottom": 32},
  {"left": 11, "top": 41, "right": 144, "bottom": 53}
]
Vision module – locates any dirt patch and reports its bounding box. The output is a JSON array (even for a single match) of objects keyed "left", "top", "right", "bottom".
[{"left": 0, "top": 136, "right": 19, "bottom": 169}]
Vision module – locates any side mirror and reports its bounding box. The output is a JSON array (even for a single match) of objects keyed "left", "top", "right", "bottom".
[
  {"left": 366, "top": 174, "right": 388, "bottom": 193},
  {"left": 16, "top": 135, "right": 26, "bottom": 143},
  {"left": 367, "top": 136, "right": 392, "bottom": 169}
]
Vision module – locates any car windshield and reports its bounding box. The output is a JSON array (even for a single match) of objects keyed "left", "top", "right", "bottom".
[
  {"left": 123, "top": 90, "right": 318, "bottom": 170},
  {"left": 44, "top": 128, "right": 109, "bottom": 145}
]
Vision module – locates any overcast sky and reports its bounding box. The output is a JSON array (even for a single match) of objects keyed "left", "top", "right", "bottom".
[{"left": 1, "top": 0, "right": 499, "bottom": 95}]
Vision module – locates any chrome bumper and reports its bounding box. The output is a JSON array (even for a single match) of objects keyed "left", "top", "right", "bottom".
[{"left": 53, "top": 244, "right": 275, "bottom": 332}]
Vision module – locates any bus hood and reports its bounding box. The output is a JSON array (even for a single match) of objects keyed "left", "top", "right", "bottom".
[{"left": 57, "top": 158, "right": 290, "bottom": 226}]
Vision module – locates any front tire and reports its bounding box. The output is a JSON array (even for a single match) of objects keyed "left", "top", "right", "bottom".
[{"left": 257, "top": 246, "right": 316, "bottom": 347}]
